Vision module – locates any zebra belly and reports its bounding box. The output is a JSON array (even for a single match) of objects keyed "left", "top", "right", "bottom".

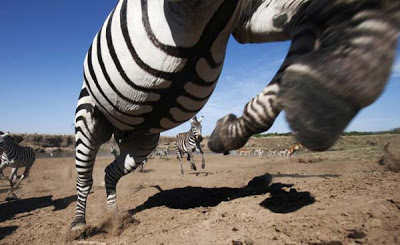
[{"left": 90, "top": 72, "right": 219, "bottom": 134}]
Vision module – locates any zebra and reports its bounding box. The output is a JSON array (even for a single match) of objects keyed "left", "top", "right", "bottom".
[
  {"left": 139, "top": 146, "right": 169, "bottom": 172},
  {"left": 71, "top": 0, "right": 400, "bottom": 231},
  {"left": 0, "top": 133, "right": 36, "bottom": 198},
  {"left": 175, "top": 116, "right": 205, "bottom": 175},
  {"left": 154, "top": 146, "right": 170, "bottom": 159}
]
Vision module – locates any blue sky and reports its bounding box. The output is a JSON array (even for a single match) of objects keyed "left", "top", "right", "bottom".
[{"left": 1, "top": 1, "right": 399, "bottom": 136}]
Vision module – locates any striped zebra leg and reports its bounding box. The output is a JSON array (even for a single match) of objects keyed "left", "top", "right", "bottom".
[
  {"left": 8, "top": 168, "right": 19, "bottom": 188},
  {"left": 208, "top": 18, "right": 318, "bottom": 154},
  {"left": 71, "top": 87, "right": 113, "bottom": 231},
  {"left": 196, "top": 143, "right": 206, "bottom": 169},
  {"left": 187, "top": 152, "right": 197, "bottom": 171},
  {"left": 176, "top": 150, "right": 185, "bottom": 175},
  {"left": 105, "top": 133, "right": 159, "bottom": 211},
  {"left": 0, "top": 161, "right": 5, "bottom": 180},
  {"left": 10, "top": 166, "right": 30, "bottom": 190}
]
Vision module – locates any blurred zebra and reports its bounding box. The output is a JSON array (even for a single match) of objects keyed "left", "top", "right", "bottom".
[
  {"left": 176, "top": 116, "right": 205, "bottom": 175},
  {"left": 139, "top": 146, "right": 169, "bottom": 172},
  {"left": 70, "top": 0, "right": 400, "bottom": 231},
  {"left": 155, "top": 146, "right": 170, "bottom": 159},
  {"left": 0, "top": 133, "right": 36, "bottom": 197}
]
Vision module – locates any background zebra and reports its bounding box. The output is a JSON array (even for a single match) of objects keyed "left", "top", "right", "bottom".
[
  {"left": 71, "top": 0, "right": 399, "bottom": 231},
  {"left": 176, "top": 116, "right": 205, "bottom": 175},
  {"left": 154, "top": 146, "right": 170, "bottom": 159},
  {"left": 0, "top": 133, "right": 36, "bottom": 198},
  {"left": 139, "top": 146, "right": 169, "bottom": 172}
]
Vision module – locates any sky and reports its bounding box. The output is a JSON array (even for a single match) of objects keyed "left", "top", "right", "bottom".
[{"left": 1, "top": 1, "right": 399, "bottom": 137}]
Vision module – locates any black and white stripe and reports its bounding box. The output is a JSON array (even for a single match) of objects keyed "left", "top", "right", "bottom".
[
  {"left": 0, "top": 133, "right": 36, "bottom": 197},
  {"left": 175, "top": 116, "right": 205, "bottom": 175},
  {"left": 72, "top": 0, "right": 399, "bottom": 231}
]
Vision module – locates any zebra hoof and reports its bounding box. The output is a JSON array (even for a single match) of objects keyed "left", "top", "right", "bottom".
[
  {"left": 201, "top": 163, "right": 205, "bottom": 169},
  {"left": 70, "top": 216, "right": 87, "bottom": 232},
  {"left": 5, "top": 192, "right": 18, "bottom": 202},
  {"left": 208, "top": 114, "right": 249, "bottom": 153},
  {"left": 280, "top": 67, "right": 357, "bottom": 151},
  {"left": 191, "top": 164, "right": 197, "bottom": 171}
]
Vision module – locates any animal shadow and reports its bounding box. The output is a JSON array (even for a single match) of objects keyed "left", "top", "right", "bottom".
[
  {"left": 260, "top": 183, "right": 315, "bottom": 213},
  {"left": 274, "top": 173, "right": 340, "bottom": 179},
  {"left": 0, "top": 226, "right": 18, "bottom": 240},
  {"left": 188, "top": 171, "right": 212, "bottom": 177},
  {"left": 130, "top": 173, "right": 315, "bottom": 214},
  {"left": 138, "top": 169, "right": 155, "bottom": 174},
  {"left": 0, "top": 194, "right": 77, "bottom": 223}
]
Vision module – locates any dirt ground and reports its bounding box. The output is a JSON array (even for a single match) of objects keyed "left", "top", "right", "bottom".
[{"left": 1, "top": 135, "right": 400, "bottom": 245}]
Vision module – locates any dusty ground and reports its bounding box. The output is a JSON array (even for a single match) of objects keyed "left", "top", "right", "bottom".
[{"left": 1, "top": 135, "right": 400, "bottom": 245}]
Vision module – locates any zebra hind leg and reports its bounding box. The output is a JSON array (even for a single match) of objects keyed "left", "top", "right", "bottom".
[
  {"left": 105, "top": 133, "right": 159, "bottom": 211},
  {"left": 0, "top": 162, "right": 6, "bottom": 180},
  {"left": 12, "top": 165, "right": 33, "bottom": 191}
]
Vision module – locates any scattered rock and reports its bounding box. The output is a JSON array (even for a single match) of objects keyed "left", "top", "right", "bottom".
[
  {"left": 244, "top": 238, "right": 254, "bottom": 245},
  {"left": 347, "top": 229, "right": 366, "bottom": 239},
  {"left": 232, "top": 240, "right": 243, "bottom": 245},
  {"left": 309, "top": 241, "right": 343, "bottom": 245}
]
